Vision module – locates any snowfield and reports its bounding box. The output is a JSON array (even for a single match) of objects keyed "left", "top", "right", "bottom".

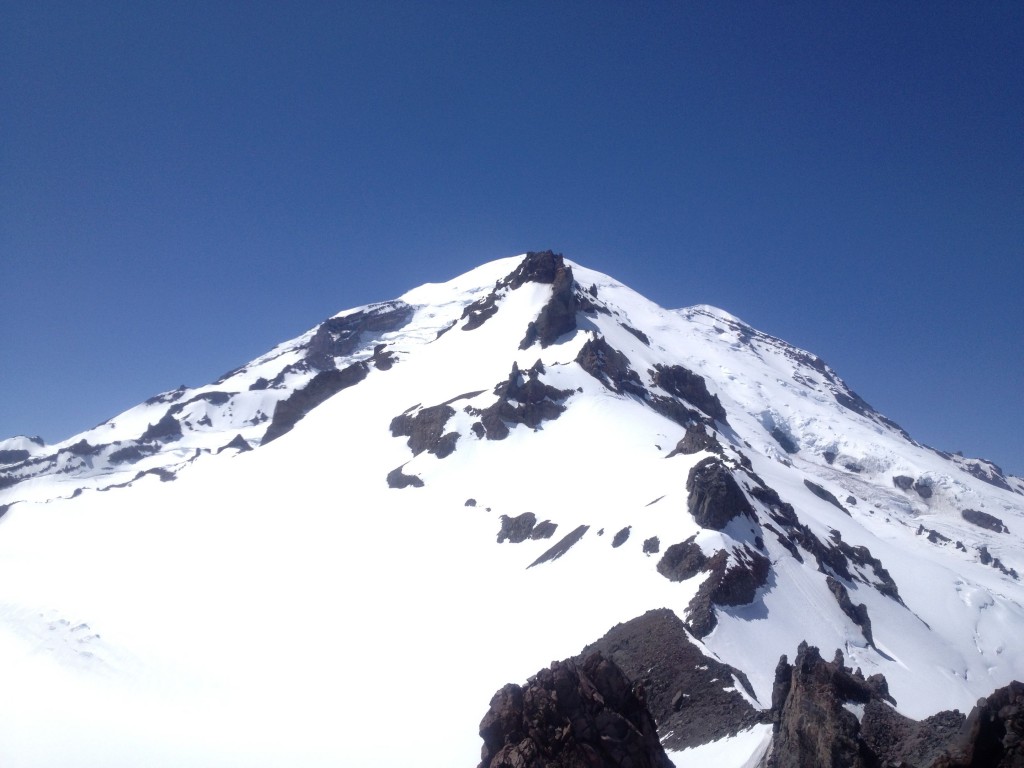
[{"left": 1, "top": 254, "right": 1021, "bottom": 766}]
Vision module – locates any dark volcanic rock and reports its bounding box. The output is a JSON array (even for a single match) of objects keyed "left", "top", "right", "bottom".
[
  {"left": 474, "top": 362, "right": 574, "bottom": 440},
  {"left": 108, "top": 442, "right": 158, "bottom": 465},
  {"left": 134, "top": 467, "right": 176, "bottom": 483},
  {"left": 531, "top": 520, "right": 558, "bottom": 540},
  {"left": 385, "top": 465, "right": 423, "bottom": 489},
  {"left": 462, "top": 251, "right": 575, "bottom": 334},
  {"left": 497, "top": 512, "right": 539, "bottom": 544},
  {"left": 642, "top": 536, "right": 660, "bottom": 554},
  {"left": 611, "top": 526, "right": 631, "bottom": 548},
  {"left": 66, "top": 439, "right": 101, "bottom": 457},
  {"left": 931, "top": 680, "right": 1024, "bottom": 767},
  {"left": 621, "top": 323, "right": 650, "bottom": 345},
  {"left": 504, "top": 249, "right": 565, "bottom": 289},
  {"left": 826, "top": 576, "right": 874, "bottom": 647},
  {"left": 893, "top": 475, "right": 915, "bottom": 491},
  {"left": 959, "top": 459, "right": 1014, "bottom": 493},
  {"left": 647, "top": 395, "right": 701, "bottom": 428},
  {"left": 804, "top": 479, "right": 850, "bottom": 515},
  {"left": 461, "top": 292, "right": 502, "bottom": 331},
  {"left": 962, "top": 508, "right": 1009, "bottom": 534},
  {"left": 529, "top": 525, "right": 589, "bottom": 567},
  {"left": 0, "top": 449, "right": 30, "bottom": 464},
  {"left": 748, "top": 478, "right": 903, "bottom": 605},
  {"left": 371, "top": 343, "right": 397, "bottom": 370},
  {"left": 305, "top": 302, "right": 414, "bottom": 370},
  {"left": 144, "top": 386, "right": 186, "bottom": 406},
  {"left": 477, "top": 652, "right": 674, "bottom": 768},
  {"left": 769, "top": 645, "right": 1024, "bottom": 768},
  {"left": 685, "top": 547, "right": 771, "bottom": 638},
  {"left": 140, "top": 413, "right": 183, "bottom": 443},
  {"left": 651, "top": 364, "right": 727, "bottom": 423},
  {"left": 771, "top": 427, "right": 800, "bottom": 454},
  {"left": 919, "top": 524, "right": 952, "bottom": 545},
  {"left": 577, "top": 609, "right": 762, "bottom": 751},
  {"left": 168, "top": 390, "right": 232, "bottom": 416},
  {"left": 216, "top": 434, "right": 252, "bottom": 454},
  {"left": 389, "top": 404, "right": 457, "bottom": 457},
  {"left": 831, "top": 531, "right": 903, "bottom": 604},
  {"left": 768, "top": 643, "right": 890, "bottom": 768},
  {"left": 666, "top": 423, "right": 722, "bottom": 457},
  {"left": 519, "top": 259, "right": 577, "bottom": 348},
  {"left": 656, "top": 536, "right": 708, "bottom": 582},
  {"left": 262, "top": 361, "right": 369, "bottom": 445},
  {"left": 687, "top": 457, "right": 755, "bottom": 530},
  {"left": 860, "top": 701, "right": 967, "bottom": 768},
  {"left": 575, "top": 336, "right": 647, "bottom": 397}
]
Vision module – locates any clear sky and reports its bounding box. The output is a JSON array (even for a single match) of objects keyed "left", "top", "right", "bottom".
[{"left": 2, "top": 1, "right": 1021, "bottom": 475}]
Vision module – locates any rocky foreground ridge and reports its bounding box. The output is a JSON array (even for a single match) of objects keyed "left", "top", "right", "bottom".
[{"left": 479, "top": 610, "right": 1024, "bottom": 768}]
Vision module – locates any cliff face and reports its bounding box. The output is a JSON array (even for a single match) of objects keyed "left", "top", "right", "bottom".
[
  {"left": 768, "top": 642, "right": 1024, "bottom": 768},
  {"left": 477, "top": 652, "right": 673, "bottom": 768}
]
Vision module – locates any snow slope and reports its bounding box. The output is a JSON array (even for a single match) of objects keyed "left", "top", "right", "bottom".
[{"left": 0, "top": 252, "right": 1021, "bottom": 767}]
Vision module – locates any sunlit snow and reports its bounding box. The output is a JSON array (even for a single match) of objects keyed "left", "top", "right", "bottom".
[{"left": 0, "top": 255, "right": 1021, "bottom": 766}]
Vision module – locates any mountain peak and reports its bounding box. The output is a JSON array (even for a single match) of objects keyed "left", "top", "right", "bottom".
[{"left": 0, "top": 251, "right": 1021, "bottom": 766}]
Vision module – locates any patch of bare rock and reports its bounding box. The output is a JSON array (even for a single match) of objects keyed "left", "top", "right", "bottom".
[
  {"left": 768, "top": 642, "right": 1024, "bottom": 768},
  {"left": 477, "top": 651, "right": 674, "bottom": 768}
]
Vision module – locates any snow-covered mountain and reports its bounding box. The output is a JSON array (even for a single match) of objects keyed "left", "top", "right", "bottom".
[{"left": 1, "top": 252, "right": 1021, "bottom": 767}]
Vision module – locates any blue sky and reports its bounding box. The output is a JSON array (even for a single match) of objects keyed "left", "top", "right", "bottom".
[{"left": 2, "top": 1, "right": 1021, "bottom": 474}]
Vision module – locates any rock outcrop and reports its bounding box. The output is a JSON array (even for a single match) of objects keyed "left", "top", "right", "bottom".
[
  {"left": 683, "top": 546, "right": 771, "bottom": 638},
  {"left": 962, "top": 508, "right": 1010, "bottom": 534},
  {"left": 472, "top": 362, "right": 574, "bottom": 440},
  {"left": 528, "top": 524, "right": 589, "bottom": 568},
  {"left": 931, "top": 680, "right": 1024, "bottom": 767},
  {"left": 519, "top": 256, "right": 578, "bottom": 348},
  {"left": 826, "top": 576, "right": 874, "bottom": 647},
  {"left": 389, "top": 403, "right": 458, "bottom": 457},
  {"left": 305, "top": 302, "right": 414, "bottom": 370},
  {"left": 768, "top": 643, "right": 893, "bottom": 768},
  {"left": 804, "top": 479, "right": 850, "bottom": 514},
  {"left": 497, "top": 512, "right": 557, "bottom": 544},
  {"left": 575, "top": 336, "right": 646, "bottom": 397},
  {"left": 385, "top": 464, "right": 423, "bottom": 489},
  {"left": 477, "top": 652, "right": 674, "bottom": 768},
  {"left": 461, "top": 250, "right": 579, "bottom": 341},
  {"left": 651, "top": 364, "right": 727, "bottom": 424},
  {"left": 140, "top": 412, "right": 183, "bottom": 443},
  {"left": 687, "top": 457, "right": 755, "bottom": 530},
  {"left": 262, "top": 361, "right": 369, "bottom": 444},
  {"left": 577, "top": 609, "right": 762, "bottom": 750},
  {"left": 768, "top": 642, "right": 1024, "bottom": 768},
  {"left": 666, "top": 423, "right": 723, "bottom": 457}
]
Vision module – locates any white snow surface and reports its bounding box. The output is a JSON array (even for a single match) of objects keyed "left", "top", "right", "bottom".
[
  {"left": 667, "top": 724, "right": 773, "bottom": 768},
  {"left": 1, "top": 254, "right": 1022, "bottom": 766}
]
